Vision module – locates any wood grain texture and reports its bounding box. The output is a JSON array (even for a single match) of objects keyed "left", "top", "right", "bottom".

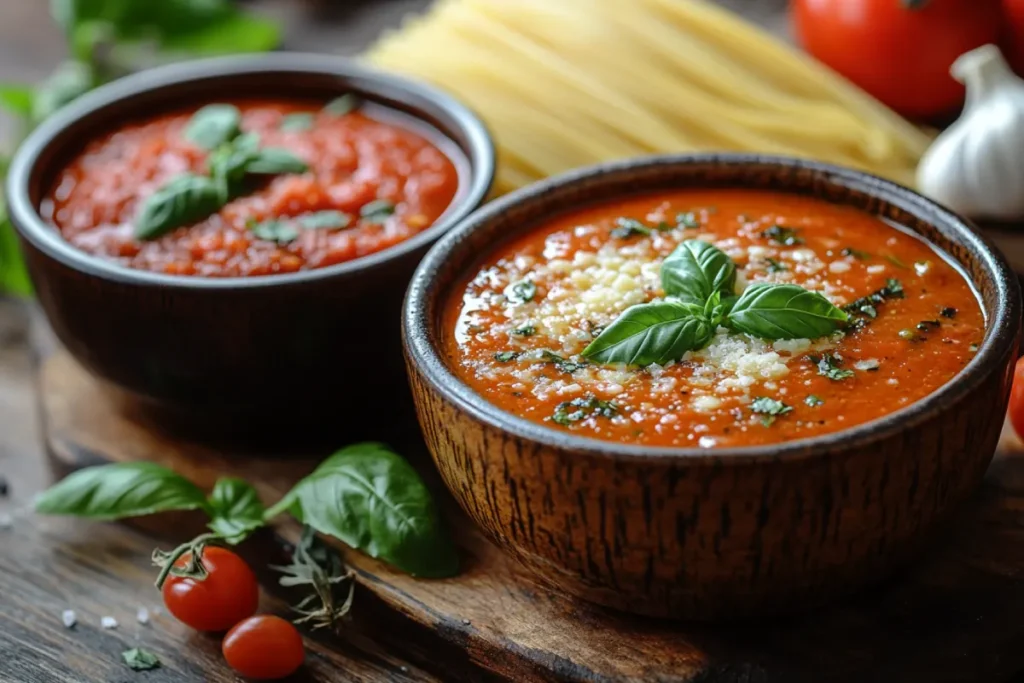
[
  {"left": 403, "top": 155, "right": 1022, "bottom": 620},
  {"left": 24, "top": 343, "right": 1024, "bottom": 683}
]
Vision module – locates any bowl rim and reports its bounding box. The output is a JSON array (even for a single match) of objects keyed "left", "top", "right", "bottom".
[
  {"left": 5, "top": 52, "right": 495, "bottom": 290},
  {"left": 403, "top": 153, "right": 1022, "bottom": 465}
]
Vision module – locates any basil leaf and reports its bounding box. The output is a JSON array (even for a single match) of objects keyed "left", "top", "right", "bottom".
[
  {"left": 268, "top": 443, "right": 458, "bottom": 578},
  {"left": 805, "top": 395, "right": 824, "bottom": 407},
  {"left": 494, "top": 351, "right": 519, "bottom": 362},
  {"left": 324, "top": 94, "right": 361, "bottom": 116},
  {"left": 660, "top": 240, "right": 736, "bottom": 305},
  {"left": 35, "top": 462, "right": 206, "bottom": 519},
  {"left": 134, "top": 173, "right": 223, "bottom": 240},
  {"left": 610, "top": 217, "right": 651, "bottom": 239},
  {"left": 249, "top": 219, "right": 299, "bottom": 244},
  {"left": 244, "top": 147, "right": 308, "bottom": 175},
  {"left": 360, "top": 199, "right": 395, "bottom": 224},
  {"left": 184, "top": 104, "right": 241, "bottom": 150},
  {"left": 540, "top": 350, "right": 587, "bottom": 374},
  {"left": 298, "top": 210, "right": 351, "bottom": 231},
  {"left": 206, "top": 477, "right": 265, "bottom": 544},
  {"left": 504, "top": 279, "right": 536, "bottom": 303},
  {"left": 725, "top": 283, "right": 847, "bottom": 340},
  {"left": 676, "top": 212, "right": 699, "bottom": 229},
  {"left": 280, "top": 112, "right": 314, "bottom": 132},
  {"left": 122, "top": 647, "right": 161, "bottom": 671},
  {"left": 208, "top": 131, "right": 260, "bottom": 195},
  {"left": 582, "top": 301, "right": 712, "bottom": 366},
  {"left": 812, "top": 354, "right": 855, "bottom": 381}
]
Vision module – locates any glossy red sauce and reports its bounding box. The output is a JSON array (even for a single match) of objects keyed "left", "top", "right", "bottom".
[
  {"left": 42, "top": 99, "right": 461, "bottom": 276},
  {"left": 444, "top": 190, "right": 985, "bottom": 448}
]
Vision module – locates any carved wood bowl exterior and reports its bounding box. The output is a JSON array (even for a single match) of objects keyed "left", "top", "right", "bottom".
[
  {"left": 6, "top": 54, "right": 494, "bottom": 422},
  {"left": 403, "top": 154, "right": 1022, "bottom": 620}
]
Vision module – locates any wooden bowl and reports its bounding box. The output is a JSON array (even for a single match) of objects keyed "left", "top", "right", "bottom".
[
  {"left": 6, "top": 54, "right": 494, "bottom": 423},
  {"left": 403, "top": 154, "right": 1022, "bottom": 620}
]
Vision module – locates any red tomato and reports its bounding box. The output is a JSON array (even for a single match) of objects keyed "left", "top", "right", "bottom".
[
  {"left": 791, "top": 0, "right": 1003, "bottom": 119},
  {"left": 1004, "top": 0, "right": 1024, "bottom": 75},
  {"left": 1009, "top": 357, "right": 1024, "bottom": 440},
  {"left": 162, "top": 547, "right": 259, "bottom": 632},
  {"left": 222, "top": 615, "right": 305, "bottom": 680}
]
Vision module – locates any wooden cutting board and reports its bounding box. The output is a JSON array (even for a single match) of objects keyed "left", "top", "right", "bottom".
[{"left": 35, "top": 347, "right": 1024, "bottom": 683}]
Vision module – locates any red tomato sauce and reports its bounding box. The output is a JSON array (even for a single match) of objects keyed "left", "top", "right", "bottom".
[
  {"left": 42, "top": 99, "right": 461, "bottom": 277},
  {"left": 444, "top": 190, "right": 985, "bottom": 448}
]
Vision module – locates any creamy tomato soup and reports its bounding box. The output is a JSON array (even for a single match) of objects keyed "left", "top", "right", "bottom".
[{"left": 444, "top": 190, "right": 984, "bottom": 448}]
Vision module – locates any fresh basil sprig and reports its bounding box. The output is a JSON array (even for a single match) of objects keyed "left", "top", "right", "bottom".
[
  {"left": 35, "top": 442, "right": 458, "bottom": 579},
  {"left": 582, "top": 239, "right": 849, "bottom": 367},
  {"left": 265, "top": 442, "right": 458, "bottom": 578},
  {"left": 135, "top": 107, "right": 308, "bottom": 239}
]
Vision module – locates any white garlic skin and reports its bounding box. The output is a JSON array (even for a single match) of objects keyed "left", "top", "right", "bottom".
[{"left": 917, "top": 44, "right": 1024, "bottom": 222}]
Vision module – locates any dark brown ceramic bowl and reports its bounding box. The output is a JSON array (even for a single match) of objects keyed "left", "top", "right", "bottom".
[
  {"left": 7, "top": 54, "right": 493, "bottom": 422},
  {"left": 403, "top": 154, "right": 1022, "bottom": 620}
]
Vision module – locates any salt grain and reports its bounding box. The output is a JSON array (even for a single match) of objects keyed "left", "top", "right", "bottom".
[
  {"left": 101, "top": 616, "right": 119, "bottom": 629},
  {"left": 136, "top": 607, "right": 150, "bottom": 625},
  {"left": 0, "top": 513, "right": 11, "bottom": 530},
  {"left": 62, "top": 610, "right": 77, "bottom": 628}
]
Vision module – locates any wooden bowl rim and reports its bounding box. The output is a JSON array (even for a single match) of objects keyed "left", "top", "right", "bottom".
[
  {"left": 403, "top": 153, "right": 1022, "bottom": 464},
  {"left": 5, "top": 53, "right": 495, "bottom": 290}
]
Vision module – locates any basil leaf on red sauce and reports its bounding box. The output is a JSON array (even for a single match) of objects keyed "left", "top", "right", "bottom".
[
  {"left": 249, "top": 218, "right": 299, "bottom": 243},
  {"left": 360, "top": 199, "right": 395, "bottom": 224},
  {"left": 750, "top": 396, "right": 792, "bottom": 426},
  {"left": 208, "top": 131, "right": 261, "bottom": 195},
  {"left": 206, "top": 477, "right": 265, "bottom": 544},
  {"left": 725, "top": 283, "right": 848, "bottom": 340},
  {"left": 761, "top": 224, "right": 803, "bottom": 246},
  {"left": 324, "top": 94, "right": 361, "bottom": 117},
  {"left": 582, "top": 301, "right": 713, "bottom": 366},
  {"left": 610, "top": 217, "right": 651, "bottom": 239},
  {"left": 298, "top": 210, "right": 351, "bottom": 231},
  {"left": 266, "top": 442, "right": 458, "bottom": 578},
  {"left": 244, "top": 147, "right": 308, "bottom": 175},
  {"left": 552, "top": 395, "right": 618, "bottom": 426},
  {"left": 184, "top": 103, "right": 242, "bottom": 150},
  {"left": 134, "top": 173, "right": 223, "bottom": 239},
  {"left": 661, "top": 240, "right": 736, "bottom": 305},
  {"left": 35, "top": 462, "right": 206, "bottom": 519}
]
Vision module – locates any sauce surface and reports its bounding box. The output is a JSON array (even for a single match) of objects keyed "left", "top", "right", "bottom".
[
  {"left": 42, "top": 99, "right": 460, "bottom": 277},
  {"left": 444, "top": 190, "right": 985, "bottom": 448}
]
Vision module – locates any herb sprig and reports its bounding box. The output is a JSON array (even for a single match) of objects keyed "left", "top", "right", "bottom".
[{"left": 581, "top": 240, "right": 849, "bottom": 367}]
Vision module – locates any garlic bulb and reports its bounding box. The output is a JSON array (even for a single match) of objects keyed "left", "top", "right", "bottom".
[{"left": 917, "top": 44, "right": 1024, "bottom": 221}]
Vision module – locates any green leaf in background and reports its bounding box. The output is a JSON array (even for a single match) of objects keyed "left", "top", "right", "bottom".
[
  {"left": 184, "top": 103, "right": 242, "bottom": 150},
  {"left": 0, "top": 213, "right": 33, "bottom": 297},
  {"left": 34, "top": 462, "right": 207, "bottom": 519},
  {"left": 0, "top": 85, "right": 34, "bottom": 118},
  {"left": 725, "top": 283, "right": 848, "bottom": 340},
  {"left": 582, "top": 300, "right": 713, "bottom": 366},
  {"left": 206, "top": 477, "right": 265, "bottom": 544},
  {"left": 661, "top": 239, "right": 736, "bottom": 305},
  {"left": 134, "top": 173, "right": 223, "bottom": 240},
  {"left": 267, "top": 442, "right": 459, "bottom": 578},
  {"left": 30, "top": 60, "right": 97, "bottom": 125}
]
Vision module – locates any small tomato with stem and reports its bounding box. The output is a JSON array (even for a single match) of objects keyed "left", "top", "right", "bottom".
[
  {"left": 222, "top": 615, "right": 306, "bottom": 680},
  {"left": 158, "top": 541, "right": 259, "bottom": 632}
]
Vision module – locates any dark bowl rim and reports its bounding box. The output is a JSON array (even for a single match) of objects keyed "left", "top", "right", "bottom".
[
  {"left": 5, "top": 52, "right": 496, "bottom": 290},
  {"left": 403, "top": 153, "right": 1022, "bottom": 465}
]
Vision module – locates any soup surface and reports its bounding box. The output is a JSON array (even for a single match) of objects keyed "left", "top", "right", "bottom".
[
  {"left": 42, "top": 99, "right": 460, "bottom": 277},
  {"left": 445, "top": 190, "right": 985, "bottom": 448}
]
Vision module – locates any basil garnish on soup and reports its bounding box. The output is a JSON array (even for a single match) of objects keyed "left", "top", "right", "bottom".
[{"left": 582, "top": 240, "right": 847, "bottom": 366}]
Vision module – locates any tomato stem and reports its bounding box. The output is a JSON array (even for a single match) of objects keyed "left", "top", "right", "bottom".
[{"left": 152, "top": 532, "right": 220, "bottom": 589}]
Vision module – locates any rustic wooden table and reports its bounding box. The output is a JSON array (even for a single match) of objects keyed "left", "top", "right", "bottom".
[{"left": 15, "top": 2, "right": 1024, "bottom": 683}]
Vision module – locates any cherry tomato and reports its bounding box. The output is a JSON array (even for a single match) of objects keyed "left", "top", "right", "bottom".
[
  {"left": 1004, "top": 0, "right": 1024, "bottom": 75},
  {"left": 222, "top": 615, "right": 305, "bottom": 680},
  {"left": 162, "top": 547, "right": 259, "bottom": 632},
  {"left": 1008, "top": 357, "right": 1024, "bottom": 440},
  {"left": 791, "top": 0, "right": 1003, "bottom": 119}
]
